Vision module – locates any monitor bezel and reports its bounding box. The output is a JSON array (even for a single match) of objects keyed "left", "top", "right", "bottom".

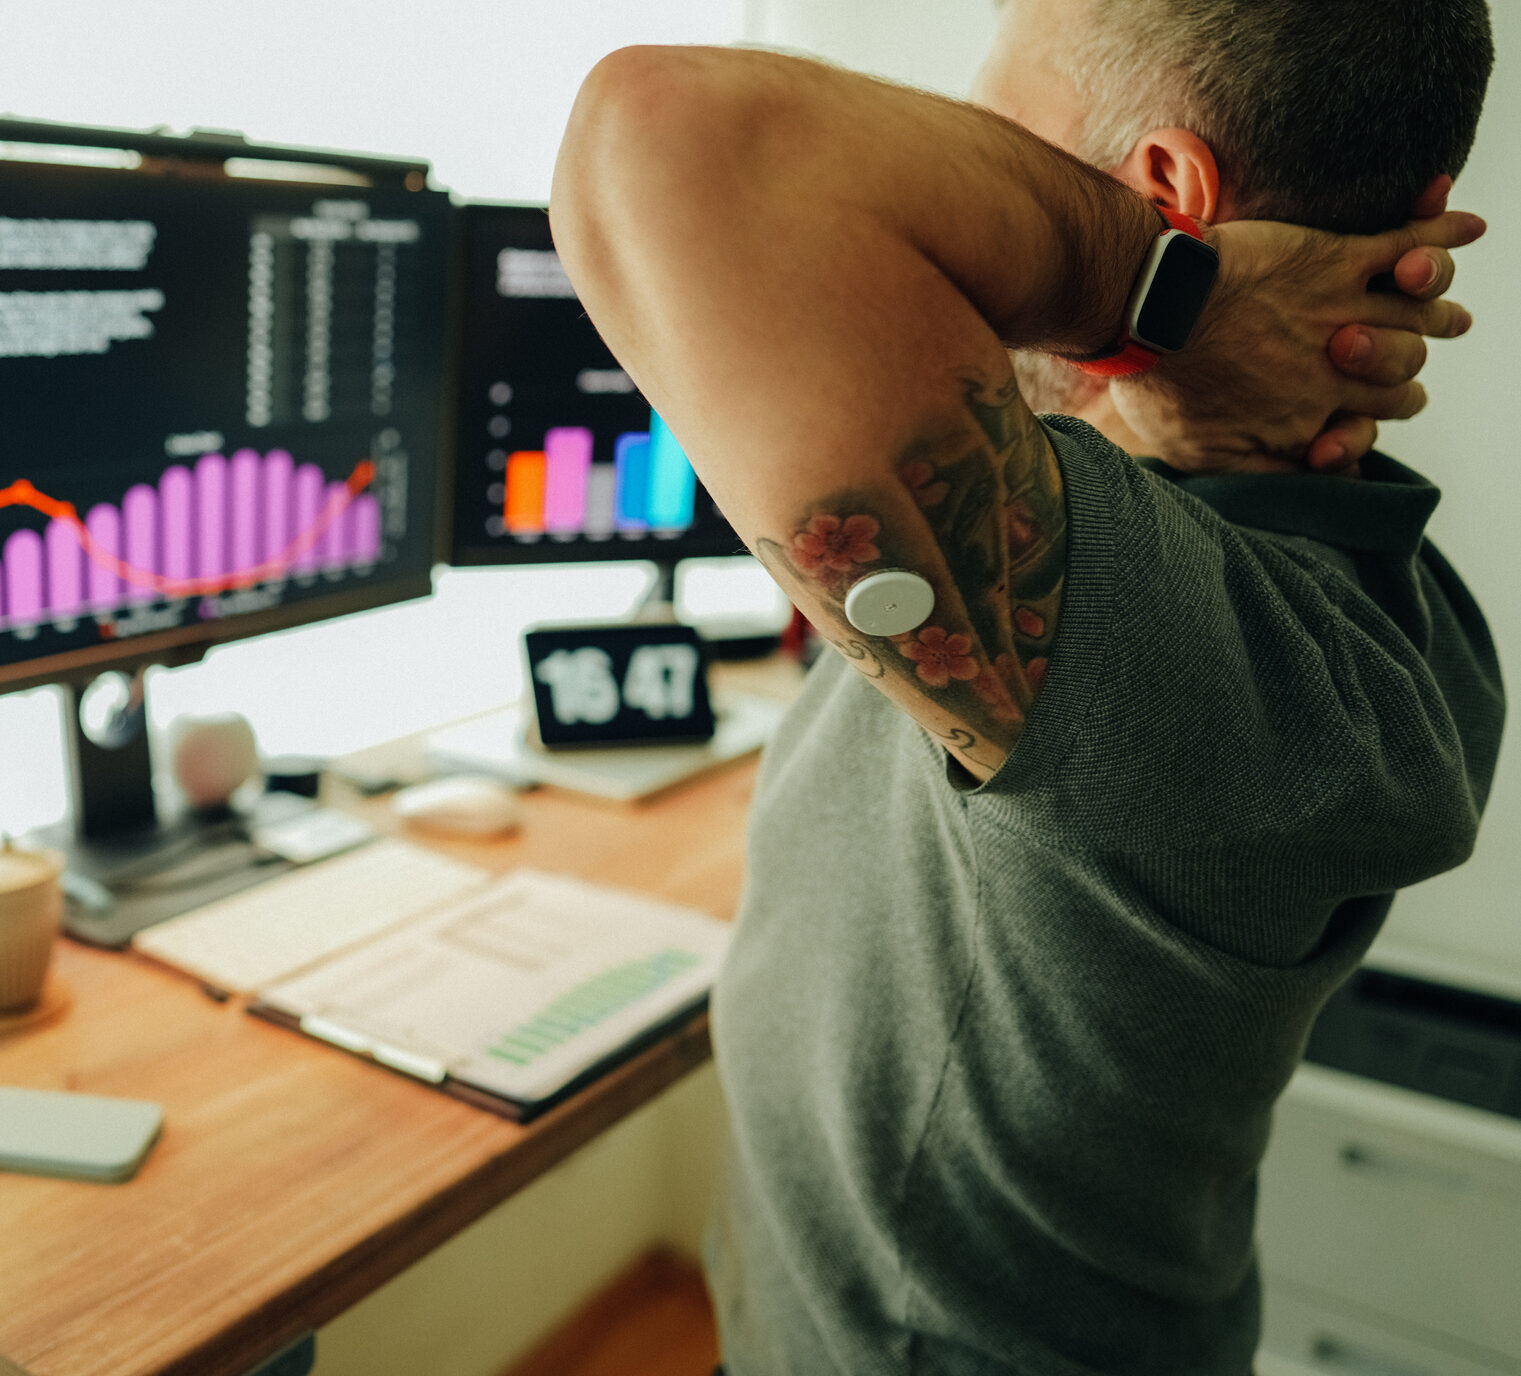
[{"left": 0, "top": 570, "right": 436, "bottom": 697}]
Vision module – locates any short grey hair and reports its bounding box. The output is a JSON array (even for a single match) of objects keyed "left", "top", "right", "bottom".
[{"left": 1058, "top": 0, "right": 1493, "bottom": 233}]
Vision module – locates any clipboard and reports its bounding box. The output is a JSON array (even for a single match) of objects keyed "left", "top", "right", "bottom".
[{"left": 247, "top": 868, "right": 730, "bottom": 1122}]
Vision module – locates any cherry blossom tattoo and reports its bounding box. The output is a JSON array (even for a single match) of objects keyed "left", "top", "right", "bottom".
[{"left": 755, "top": 371, "right": 1065, "bottom": 775}]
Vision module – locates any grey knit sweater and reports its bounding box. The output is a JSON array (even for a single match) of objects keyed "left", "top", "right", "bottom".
[{"left": 706, "top": 416, "right": 1506, "bottom": 1376}]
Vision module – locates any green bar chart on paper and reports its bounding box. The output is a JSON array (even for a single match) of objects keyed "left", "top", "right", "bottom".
[
  {"left": 255, "top": 869, "right": 729, "bottom": 1105},
  {"left": 487, "top": 949, "right": 702, "bottom": 1066}
]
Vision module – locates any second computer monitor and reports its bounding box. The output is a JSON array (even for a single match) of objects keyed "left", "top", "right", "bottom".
[{"left": 448, "top": 203, "right": 740, "bottom": 568}]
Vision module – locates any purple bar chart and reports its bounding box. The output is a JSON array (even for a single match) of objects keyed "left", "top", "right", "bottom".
[
  {"left": 0, "top": 449, "right": 382, "bottom": 631},
  {"left": 542, "top": 426, "right": 592, "bottom": 534}
]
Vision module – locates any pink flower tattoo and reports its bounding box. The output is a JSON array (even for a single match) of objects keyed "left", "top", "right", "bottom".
[
  {"left": 900, "top": 460, "right": 950, "bottom": 509},
  {"left": 1015, "top": 606, "right": 1046, "bottom": 639},
  {"left": 790, "top": 513, "right": 881, "bottom": 575},
  {"left": 898, "top": 625, "right": 979, "bottom": 689}
]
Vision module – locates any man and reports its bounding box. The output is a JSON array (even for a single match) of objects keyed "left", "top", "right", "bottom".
[{"left": 552, "top": 1, "right": 1505, "bottom": 1371}]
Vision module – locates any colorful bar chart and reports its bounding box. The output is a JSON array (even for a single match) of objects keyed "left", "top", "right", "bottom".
[
  {"left": 503, "top": 411, "right": 697, "bottom": 538},
  {"left": 0, "top": 449, "right": 381, "bottom": 631}
]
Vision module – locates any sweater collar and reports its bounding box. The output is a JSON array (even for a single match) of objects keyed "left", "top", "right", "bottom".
[{"left": 1134, "top": 452, "right": 1440, "bottom": 557}]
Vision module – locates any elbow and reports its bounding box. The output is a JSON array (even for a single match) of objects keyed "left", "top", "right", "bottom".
[
  {"left": 552, "top": 46, "right": 746, "bottom": 258},
  {"left": 551, "top": 45, "right": 792, "bottom": 284},
  {"left": 550, "top": 47, "right": 707, "bottom": 326},
  {"left": 552, "top": 46, "right": 669, "bottom": 215},
  {"left": 550, "top": 47, "right": 654, "bottom": 273}
]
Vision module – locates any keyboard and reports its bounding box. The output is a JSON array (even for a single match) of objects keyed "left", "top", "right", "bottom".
[{"left": 131, "top": 838, "right": 495, "bottom": 994}]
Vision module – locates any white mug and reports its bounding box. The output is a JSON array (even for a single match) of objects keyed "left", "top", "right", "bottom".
[{"left": 0, "top": 841, "right": 64, "bottom": 1012}]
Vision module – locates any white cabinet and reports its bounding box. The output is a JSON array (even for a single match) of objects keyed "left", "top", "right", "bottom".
[
  {"left": 1256, "top": 1063, "right": 1521, "bottom": 1375},
  {"left": 1259, "top": 1284, "right": 1516, "bottom": 1376}
]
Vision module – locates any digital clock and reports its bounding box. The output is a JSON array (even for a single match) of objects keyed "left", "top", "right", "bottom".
[{"left": 523, "top": 622, "right": 716, "bottom": 749}]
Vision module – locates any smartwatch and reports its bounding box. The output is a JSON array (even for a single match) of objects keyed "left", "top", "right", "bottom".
[{"left": 1072, "top": 207, "right": 1219, "bottom": 378}]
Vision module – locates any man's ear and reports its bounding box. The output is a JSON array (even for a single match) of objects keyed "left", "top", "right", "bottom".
[
  {"left": 1113, "top": 128, "right": 1222, "bottom": 222},
  {"left": 1411, "top": 174, "right": 1452, "bottom": 219}
]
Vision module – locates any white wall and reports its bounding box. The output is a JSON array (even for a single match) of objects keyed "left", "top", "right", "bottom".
[
  {"left": 742, "top": 0, "right": 997, "bottom": 98},
  {"left": 0, "top": 0, "right": 742, "bottom": 202},
  {"left": 746, "top": 0, "right": 1521, "bottom": 999}
]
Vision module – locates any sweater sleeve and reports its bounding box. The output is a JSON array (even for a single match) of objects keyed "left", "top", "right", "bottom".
[{"left": 970, "top": 417, "right": 1505, "bottom": 965}]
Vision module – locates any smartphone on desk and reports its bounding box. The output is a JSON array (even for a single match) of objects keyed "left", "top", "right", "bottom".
[{"left": 0, "top": 1086, "right": 163, "bottom": 1182}]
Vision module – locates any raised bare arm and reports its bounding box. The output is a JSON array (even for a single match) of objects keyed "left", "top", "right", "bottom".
[
  {"left": 551, "top": 46, "right": 1481, "bottom": 780},
  {"left": 552, "top": 47, "right": 1161, "bottom": 779}
]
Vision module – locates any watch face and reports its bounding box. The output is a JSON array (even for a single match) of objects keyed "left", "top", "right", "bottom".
[{"left": 1133, "top": 231, "right": 1220, "bottom": 353}]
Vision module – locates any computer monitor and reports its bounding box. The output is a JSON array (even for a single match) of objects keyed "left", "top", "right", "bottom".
[
  {"left": 447, "top": 202, "right": 745, "bottom": 609},
  {"left": 0, "top": 124, "right": 452, "bottom": 935}
]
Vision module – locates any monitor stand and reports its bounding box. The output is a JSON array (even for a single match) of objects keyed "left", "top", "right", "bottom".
[
  {"left": 636, "top": 556, "right": 785, "bottom": 660},
  {"left": 631, "top": 557, "right": 679, "bottom": 624},
  {"left": 38, "top": 669, "right": 299, "bottom": 949}
]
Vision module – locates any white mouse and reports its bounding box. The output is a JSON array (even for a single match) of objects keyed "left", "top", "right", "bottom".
[{"left": 391, "top": 774, "right": 523, "bottom": 837}]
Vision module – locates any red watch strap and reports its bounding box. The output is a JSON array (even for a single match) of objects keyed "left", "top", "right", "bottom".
[
  {"left": 1070, "top": 207, "right": 1205, "bottom": 377},
  {"left": 1157, "top": 207, "right": 1204, "bottom": 237},
  {"left": 1070, "top": 339, "right": 1164, "bottom": 378}
]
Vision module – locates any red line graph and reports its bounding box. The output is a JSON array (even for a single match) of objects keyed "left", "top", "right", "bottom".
[{"left": 0, "top": 459, "right": 376, "bottom": 600}]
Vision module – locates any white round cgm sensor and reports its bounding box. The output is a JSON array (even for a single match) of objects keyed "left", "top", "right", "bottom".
[{"left": 843, "top": 569, "right": 935, "bottom": 637}]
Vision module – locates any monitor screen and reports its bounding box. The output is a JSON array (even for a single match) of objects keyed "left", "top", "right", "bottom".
[
  {"left": 0, "top": 158, "right": 451, "bottom": 696},
  {"left": 448, "top": 202, "right": 741, "bottom": 567}
]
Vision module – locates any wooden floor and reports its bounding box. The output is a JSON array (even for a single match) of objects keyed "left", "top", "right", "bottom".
[{"left": 503, "top": 1249, "right": 719, "bottom": 1376}]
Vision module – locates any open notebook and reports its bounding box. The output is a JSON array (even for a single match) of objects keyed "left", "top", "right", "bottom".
[{"left": 247, "top": 868, "right": 731, "bottom": 1120}]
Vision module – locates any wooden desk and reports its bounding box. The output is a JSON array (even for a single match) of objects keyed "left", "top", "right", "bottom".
[{"left": 0, "top": 745, "right": 762, "bottom": 1376}]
